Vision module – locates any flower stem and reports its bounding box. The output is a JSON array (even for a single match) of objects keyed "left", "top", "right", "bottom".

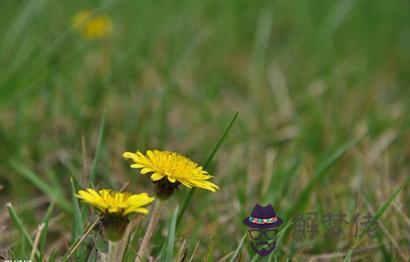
[
  {"left": 108, "top": 241, "right": 119, "bottom": 262},
  {"left": 136, "top": 201, "right": 161, "bottom": 261}
]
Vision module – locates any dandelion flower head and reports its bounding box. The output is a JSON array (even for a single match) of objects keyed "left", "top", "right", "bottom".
[
  {"left": 76, "top": 188, "right": 155, "bottom": 217},
  {"left": 123, "top": 150, "right": 219, "bottom": 194},
  {"left": 72, "top": 10, "right": 112, "bottom": 39}
]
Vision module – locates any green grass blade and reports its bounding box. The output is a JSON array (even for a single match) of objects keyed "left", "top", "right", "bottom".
[
  {"left": 49, "top": 249, "right": 58, "bottom": 262},
  {"left": 288, "top": 136, "right": 363, "bottom": 217},
  {"left": 70, "top": 177, "right": 84, "bottom": 239},
  {"left": 123, "top": 225, "right": 141, "bottom": 262},
  {"left": 39, "top": 202, "right": 54, "bottom": 261},
  {"left": 267, "top": 221, "right": 293, "bottom": 261},
  {"left": 10, "top": 161, "right": 72, "bottom": 214},
  {"left": 70, "top": 177, "right": 86, "bottom": 260},
  {"left": 229, "top": 233, "right": 247, "bottom": 262},
  {"left": 6, "top": 202, "right": 33, "bottom": 246},
  {"left": 162, "top": 206, "right": 179, "bottom": 262},
  {"left": 90, "top": 113, "right": 106, "bottom": 183},
  {"left": 343, "top": 177, "right": 409, "bottom": 262},
  {"left": 276, "top": 221, "right": 293, "bottom": 247},
  {"left": 6, "top": 202, "right": 40, "bottom": 259},
  {"left": 1, "top": 0, "right": 47, "bottom": 52},
  {"left": 204, "top": 112, "right": 239, "bottom": 168},
  {"left": 250, "top": 221, "right": 293, "bottom": 261},
  {"left": 62, "top": 216, "right": 102, "bottom": 262},
  {"left": 176, "top": 112, "right": 239, "bottom": 229},
  {"left": 250, "top": 252, "right": 261, "bottom": 262}
]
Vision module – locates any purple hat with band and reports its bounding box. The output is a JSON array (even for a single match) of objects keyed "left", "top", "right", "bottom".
[{"left": 243, "top": 204, "right": 283, "bottom": 229}]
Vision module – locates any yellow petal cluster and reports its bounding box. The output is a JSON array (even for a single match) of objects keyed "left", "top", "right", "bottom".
[
  {"left": 72, "top": 11, "right": 112, "bottom": 39},
  {"left": 76, "top": 189, "right": 154, "bottom": 216},
  {"left": 123, "top": 150, "right": 219, "bottom": 192}
]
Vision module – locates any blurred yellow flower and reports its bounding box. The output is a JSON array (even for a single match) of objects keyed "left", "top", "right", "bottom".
[
  {"left": 72, "top": 11, "right": 112, "bottom": 39},
  {"left": 123, "top": 150, "right": 219, "bottom": 199},
  {"left": 76, "top": 189, "right": 155, "bottom": 216}
]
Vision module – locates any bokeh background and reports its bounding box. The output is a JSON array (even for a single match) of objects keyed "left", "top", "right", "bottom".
[{"left": 1, "top": 0, "right": 410, "bottom": 260}]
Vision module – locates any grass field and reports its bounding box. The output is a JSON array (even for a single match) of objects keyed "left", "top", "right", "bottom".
[{"left": 1, "top": 0, "right": 410, "bottom": 261}]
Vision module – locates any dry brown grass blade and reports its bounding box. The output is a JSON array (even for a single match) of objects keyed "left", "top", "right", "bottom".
[
  {"left": 30, "top": 223, "right": 45, "bottom": 261},
  {"left": 135, "top": 200, "right": 161, "bottom": 262},
  {"left": 177, "top": 239, "right": 187, "bottom": 262},
  {"left": 217, "top": 251, "right": 235, "bottom": 262},
  {"left": 393, "top": 202, "right": 410, "bottom": 228},
  {"left": 187, "top": 241, "right": 200, "bottom": 262},
  {"left": 360, "top": 193, "right": 409, "bottom": 261},
  {"left": 63, "top": 215, "right": 101, "bottom": 261},
  {"left": 117, "top": 217, "right": 142, "bottom": 260}
]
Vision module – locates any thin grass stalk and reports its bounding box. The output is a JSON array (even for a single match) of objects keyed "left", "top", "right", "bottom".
[
  {"left": 90, "top": 112, "right": 106, "bottom": 183},
  {"left": 176, "top": 112, "right": 238, "bottom": 230},
  {"left": 118, "top": 218, "right": 140, "bottom": 260},
  {"left": 63, "top": 216, "right": 101, "bottom": 261},
  {"left": 343, "top": 177, "right": 410, "bottom": 262},
  {"left": 136, "top": 201, "right": 161, "bottom": 261},
  {"left": 30, "top": 223, "right": 45, "bottom": 261},
  {"left": 108, "top": 241, "right": 120, "bottom": 262}
]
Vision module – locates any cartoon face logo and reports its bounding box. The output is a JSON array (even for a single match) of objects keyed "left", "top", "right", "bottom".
[{"left": 243, "top": 204, "right": 283, "bottom": 256}]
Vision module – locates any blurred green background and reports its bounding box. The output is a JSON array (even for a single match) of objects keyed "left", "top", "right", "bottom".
[{"left": 1, "top": 0, "right": 410, "bottom": 260}]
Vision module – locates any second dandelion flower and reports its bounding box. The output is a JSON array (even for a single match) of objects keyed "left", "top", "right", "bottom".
[
  {"left": 76, "top": 189, "right": 155, "bottom": 241},
  {"left": 123, "top": 149, "right": 219, "bottom": 200}
]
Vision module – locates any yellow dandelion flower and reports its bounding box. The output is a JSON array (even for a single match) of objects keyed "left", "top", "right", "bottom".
[
  {"left": 76, "top": 188, "right": 155, "bottom": 241},
  {"left": 123, "top": 150, "right": 219, "bottom": 199},
  {"left": 72, "top": 10, "right": 112, "bottom": 39},
  {"left": 76, "top": 188, "right": 155, "bottom": 216}
]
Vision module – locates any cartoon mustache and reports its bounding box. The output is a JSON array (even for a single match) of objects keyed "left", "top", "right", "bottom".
[{"left": 254, "top": 241, "right": 274, "bottom": 250}]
